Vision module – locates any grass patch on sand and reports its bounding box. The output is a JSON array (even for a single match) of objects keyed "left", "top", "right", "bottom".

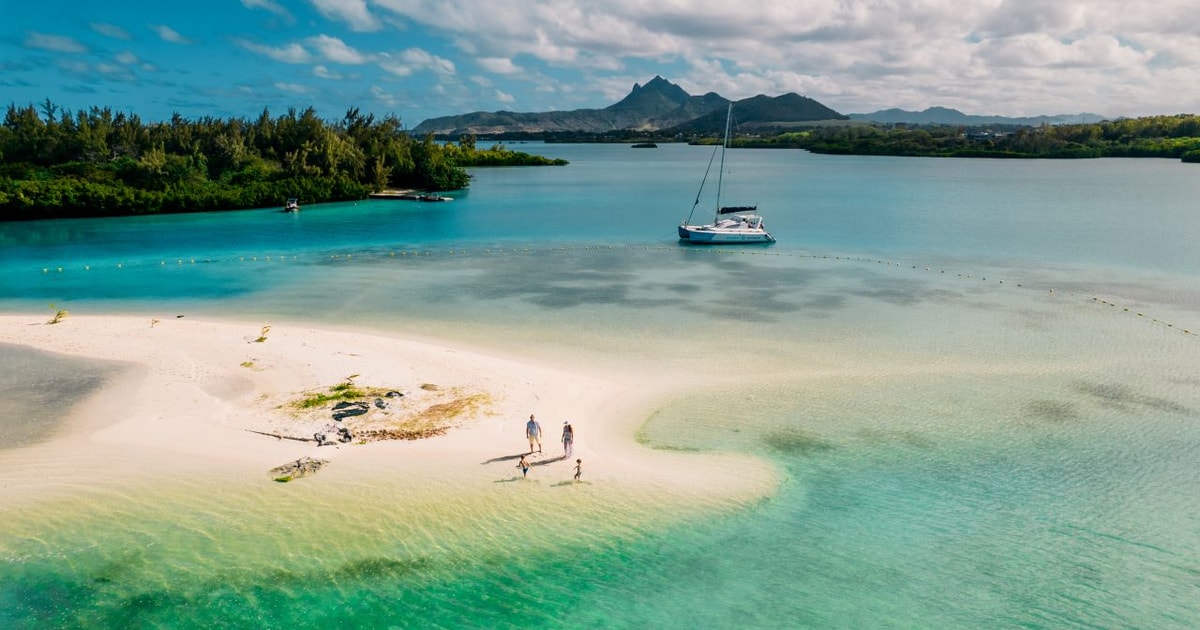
[{"left": 292, "top": 382, "right": 381, "bottom": 409}]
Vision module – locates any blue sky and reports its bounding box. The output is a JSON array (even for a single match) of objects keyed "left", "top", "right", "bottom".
[{"left": 3, "top": 1, "right": 1197, "bottom": 126}]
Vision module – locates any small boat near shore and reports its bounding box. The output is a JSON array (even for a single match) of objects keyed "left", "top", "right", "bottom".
[
  {"left": 283, "top": 198, "right": 300, "bottom": 212},
  {"left": 677, "top": 104, "right": 775, "bottom": 244}
]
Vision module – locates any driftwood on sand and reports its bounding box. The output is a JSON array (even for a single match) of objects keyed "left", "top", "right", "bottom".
[
  {"left": 245, "top": 428, "right": 316, "bottom": 442},
  {"left": 245, "top": 425, "right": 353, "bottom": 446},
  {"left": 270, "top": 456, "right": 329, "bottom": 482}
]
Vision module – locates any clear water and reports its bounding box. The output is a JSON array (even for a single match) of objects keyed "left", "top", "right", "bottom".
[
  {"left": 0, "top": 344, "right": 114, "bottom": 449},
  {"left": 2, "top": 144, "right": 1200, "bottom": 628}
]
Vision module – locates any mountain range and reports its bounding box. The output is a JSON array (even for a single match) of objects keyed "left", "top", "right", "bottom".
[
  {"left": 412, "top": 76, "right": 1105, "bottom": 135},
  {"left": 848, "top": 107, "right": 1105, "bottom": 126},
  {"left": 412, "top": 76, "right": 844, "bottom": 135}
]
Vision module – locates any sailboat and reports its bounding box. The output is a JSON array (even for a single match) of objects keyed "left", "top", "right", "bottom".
[{"left": 678, "top": 104, "right": 775, "bottom": 244}]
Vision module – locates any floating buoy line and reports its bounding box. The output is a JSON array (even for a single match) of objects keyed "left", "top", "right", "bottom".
[{"left": 31, "top": 243, "right": 1198, "bottom": 339}]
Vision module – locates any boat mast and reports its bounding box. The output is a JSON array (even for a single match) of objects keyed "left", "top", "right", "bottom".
[
  {"left": 714, "top": 103, "right": 732, "bottom": 220},
  {"left": 685, "top": 142, "right": 720, "bottom": 226}
]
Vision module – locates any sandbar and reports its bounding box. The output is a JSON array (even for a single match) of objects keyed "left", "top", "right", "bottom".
[{"left": 0, "top": 314, "right": 776, "bottom": 515}]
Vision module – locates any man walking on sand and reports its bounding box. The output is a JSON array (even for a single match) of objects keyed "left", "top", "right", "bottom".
[{"left": 525, "top": 414, "right": 542, "bottom": 454}]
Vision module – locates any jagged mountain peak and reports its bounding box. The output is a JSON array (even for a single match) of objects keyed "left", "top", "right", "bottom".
[
  {"left": 607, "top": 76, "right": 691, "bottom": 113},
  {"left": 411, "top": 77, "right": 846, "bottom": 135}
]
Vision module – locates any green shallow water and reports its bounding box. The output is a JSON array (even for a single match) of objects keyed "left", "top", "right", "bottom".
[
  {"left": 4, "top": 313, "right": 1198, "bottom": 628},
  {"left": 3, "top": 147, "right": 1200, "bottom": 628},
  {"left": 4, "top": 373, "right": 1197, "bottom": 629}
]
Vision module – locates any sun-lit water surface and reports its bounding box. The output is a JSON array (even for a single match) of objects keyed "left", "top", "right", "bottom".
[{"left": 2, "top": 145, "right": 1199, "bottom": 628}]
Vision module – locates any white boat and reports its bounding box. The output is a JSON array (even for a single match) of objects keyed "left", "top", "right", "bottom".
[
  {"left": 678, "top": 104, "right": 775, "bottom": 244},
  {"left": 283, "top": 198, "right": 300, "bottom": 212}
]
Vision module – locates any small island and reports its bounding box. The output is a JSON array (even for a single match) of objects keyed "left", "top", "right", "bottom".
[
  {"left": 0, "top": 103, "right": 566, "bottom": 221},
  {"left": 631, "top": 142, "right": 658, "bottom": 148}
]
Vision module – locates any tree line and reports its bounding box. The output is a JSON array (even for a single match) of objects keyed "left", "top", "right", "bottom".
[
  {"left": 0, "top": 101, "right": 565, "bottom": 221},
  {"left": 775, "top": 114, "right": 1200, "bottom": 161}
]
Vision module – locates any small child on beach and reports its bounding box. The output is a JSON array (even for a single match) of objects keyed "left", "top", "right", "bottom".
[
  {"left": 573, "top": 458, "right": 582, "bottom": 481},
  {"left": 517, "top": 454, "right": 530, "bottom": 478}
]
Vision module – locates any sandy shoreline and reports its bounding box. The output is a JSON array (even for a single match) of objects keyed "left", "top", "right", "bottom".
[{"left": 0, "top": 313, "right": 777, "bottom": 511}]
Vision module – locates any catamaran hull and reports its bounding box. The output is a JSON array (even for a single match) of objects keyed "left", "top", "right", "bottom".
[{"left": 678, "top": 225, "right": 776, "bottom": 243}]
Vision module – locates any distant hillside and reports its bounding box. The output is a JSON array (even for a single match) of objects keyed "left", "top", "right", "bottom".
[
  {"left": 412, "top": 76, "right": 847, "bottom": 135},
  {"left": 668, "top": 93, "right": 849, "bottom": 133},
  {"left": 849, "top": 106, "right": 1106, "bottom": 126},
  {"left": 412, "top": 76, "right": 719, "bottom": 135}
]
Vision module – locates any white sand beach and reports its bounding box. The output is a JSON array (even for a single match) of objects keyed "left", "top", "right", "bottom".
[{"left": 0, "top": 314, "right": 777, "bottom": 514}]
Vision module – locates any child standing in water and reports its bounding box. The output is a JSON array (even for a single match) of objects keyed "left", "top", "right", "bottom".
[
  {"left": 573, "top": 458, "right": 582, "bottom": 481},
  {"left": 517, "top": 454, "right": 530, "bottom": 478}
]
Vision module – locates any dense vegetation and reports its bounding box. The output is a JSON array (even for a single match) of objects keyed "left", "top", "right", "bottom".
[
  {"left": 462, "top": 114, "right": 1200, "bottom": 164},
  {"left": 0, "top": 102, "right": 566, "bottom": 221},
  {"left": 783, "top": 114, "right": 1200, "bottom": 161}
]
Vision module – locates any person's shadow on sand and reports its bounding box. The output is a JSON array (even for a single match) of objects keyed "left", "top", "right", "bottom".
[
  {"left": 480, "top": 453, "right": 525, "bottom": 465},
  {"left": 483, "top": 452, "right": 567, "bottom": 482},
  {"left": 494, "top": 476, "right": 535, "bottom": 483},
  {"left": 481, "top": 453, "right": 567, "bottom": 466}
]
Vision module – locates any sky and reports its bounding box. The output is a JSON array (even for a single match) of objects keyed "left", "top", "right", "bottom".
[{"left": 3, "top": 0, "right": 1198, "bottom": 126}]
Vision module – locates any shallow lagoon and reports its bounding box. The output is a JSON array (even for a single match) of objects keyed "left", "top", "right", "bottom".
[{"left": 2, "top": 145, "right": 1199, "bottom": 628}]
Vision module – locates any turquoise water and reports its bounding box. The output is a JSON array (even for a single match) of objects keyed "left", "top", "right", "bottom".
[{"left": 3, "top": 145, "right": 1200, "bottom": 628}]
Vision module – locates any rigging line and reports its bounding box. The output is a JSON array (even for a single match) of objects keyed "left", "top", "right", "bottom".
[{"left": 685, "top": 137, "right": 722, "bottom": 225}]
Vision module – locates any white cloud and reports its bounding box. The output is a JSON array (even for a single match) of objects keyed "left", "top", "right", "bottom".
[
  {"left": 90, "top": 23, "right": 131, "bottom": 40},
  {"left": 371, "top": 85, "right": 398, "bottom": 107},
  {"left": 275, "top": 82, "right": 311, "bottom": 93},
  {"left": 309, "top": 0, "right": 381, "bottom": 32},
  {"left": 1147, "top": 33, "right": 1200, "bottom": 65},
  {"left": 18, "top": 0, "right": 1198, "bottom": 122},
  {"left": 379, "top": 48, "right": 456, "bottom": 77},
  {"left": 379, "top": 62, "right": 414, "bottom": 77},
  {"left": 242, "top": 0, "right": 292, "bottom": 19},
  {"left": 478, "top": 57, "right": 521, "bottom": 74},
  {"left": 313, "top": 65, "right": 342, "bottom": 79},
  {"left": 307, "top": 35, "right": 370, "bottom": 64},
  {"left": 25, "top": 32, "right": 87, "bottom": 53},
  {"left": 237, "top": 39, "right": 313, "bottom": 64},
  {"left": 359, "top": 0, "right": 1199, "bottom": 117},
  {"left": 152, "top": 25, "right": 191, "bottom": 44},
  {"left": 53, "top": 58, "right": 135, "bottom": 83},
  {"left": 57, "top": 59, "right": 92, "bottom": 75},
  {"left": 975, "top": 33, "right": 1150, "bottom": 70},
  {"left": 96, "top": 63, "right": 136, "bottom": 82}
]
